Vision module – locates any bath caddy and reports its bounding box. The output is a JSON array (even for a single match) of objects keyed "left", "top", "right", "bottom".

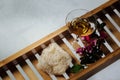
[{"left": 0, "top": 0, "right": 120, "bottom": 80}]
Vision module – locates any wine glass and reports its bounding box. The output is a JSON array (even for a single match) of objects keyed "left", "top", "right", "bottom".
[{"left": 65, "top": 9, "right": 97, "bottom": 45}]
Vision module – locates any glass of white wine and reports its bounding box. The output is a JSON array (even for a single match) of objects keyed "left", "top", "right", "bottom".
[{"left": 65, "top": 9, "right": 97, "bottom": 44}]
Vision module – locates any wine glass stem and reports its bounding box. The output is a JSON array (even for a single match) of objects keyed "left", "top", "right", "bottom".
[{"left": 71, "top": 35, "right": 79, "bottom": 48}]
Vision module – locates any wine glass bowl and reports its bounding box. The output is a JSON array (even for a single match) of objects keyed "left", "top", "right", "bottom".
[{"left": 65, "top": 9, "right": 96, "bottom": 37}]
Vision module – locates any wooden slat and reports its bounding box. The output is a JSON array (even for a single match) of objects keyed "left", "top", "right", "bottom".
[
  {"left": 20, "top": 60, "right": 38, "bottom": 80},
  {"left": 30, "top": 53, "right": 52, "bottom": 80},
  {"left": 81, "top": 0, "right": 118, "bottom": 18},
  {"left": 12, "top": 70, "right": 24, "bottom": 80}
]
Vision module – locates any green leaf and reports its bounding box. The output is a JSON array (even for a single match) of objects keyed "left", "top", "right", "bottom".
[{"left": 70, "top": 64, "right": 84, "bottom": 73}]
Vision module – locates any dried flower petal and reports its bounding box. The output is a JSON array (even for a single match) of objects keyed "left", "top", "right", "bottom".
[
  {"left": 76, "top": 47, "right": 84, "bottom": 55},
  {"left": 81, "top": 36, "right": 91, "bottom": 43},
  {"left": 100, "top": 31, "right": 107, "bottom": 39}
]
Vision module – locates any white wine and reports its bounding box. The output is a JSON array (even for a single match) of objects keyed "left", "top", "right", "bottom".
[{"left": 69, "top": 17, "right": 95, "bottom": 36}]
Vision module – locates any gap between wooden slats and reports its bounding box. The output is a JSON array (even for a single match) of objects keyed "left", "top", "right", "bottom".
[
  {"left": 111, "top": 6, "right": 120, "bottom": 18},
  {"left": 97, "top": 18, "right": 120, "bottom": 47},
  {"left": 113, "top": 8, "right": 120, "bottom": 18},
  {"left": 30, "top": 49, "right": 52, "bottom": 80},
  {"left": 103, "top": 10, "right": 120, "bottom": 32},
  {"left": 22, "top": 55, "right": 44, "bottom": 80},
  {"left": 12, "top": 60, "right": 30, "bottom": 80},
  {"left": 100, "top": 19, "right": 119, "bottom": 49},
  {"left": 1, "top": 65, "right": 24, "bottom": 80},
  {"left": 106, "top": 7, "right": 120, "bottom": 31},
  {"left": 16, "top": 64, "right": 30, "bottom": 80},
  {"left": 3, "top": 66, "right": 16, "bottom": 80},
  {"left": 7, "top": 63, "right": 25, "bottom": 80},
  {"left": 14, "top": 58, "right": 38, "bottom": 80},
  {"left": 0, "top": 70, "right": 10, "bottom": 80}
]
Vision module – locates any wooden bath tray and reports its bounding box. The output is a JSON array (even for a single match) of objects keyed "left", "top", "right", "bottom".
[{"left": 0, "top": 0, "right": 120, "bottom": 80}]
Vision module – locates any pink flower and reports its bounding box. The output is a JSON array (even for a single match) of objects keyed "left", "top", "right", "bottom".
[
  {"left": 81, "top": 36, "right": 91, "bottom": 43},
  {"left": 100, "top": 31, "right": 107, "bottom": 39},
  {"left": 76, "top": 47, "right": 84, "bottom": 55}
]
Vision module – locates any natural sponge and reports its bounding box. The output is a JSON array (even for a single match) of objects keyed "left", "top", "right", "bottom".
[{"left": 37, "top": 42, "right": 72, "bottom": 75}]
